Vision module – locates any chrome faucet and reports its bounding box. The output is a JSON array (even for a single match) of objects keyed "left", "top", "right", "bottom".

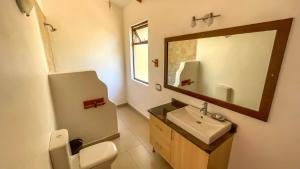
[{"left": 200, "top": 102, "right": 209, "bottom": 115}]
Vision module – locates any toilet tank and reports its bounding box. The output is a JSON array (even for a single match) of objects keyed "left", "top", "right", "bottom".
[{"left": 49, "top": 129, "right": 72, "bottom": 169}]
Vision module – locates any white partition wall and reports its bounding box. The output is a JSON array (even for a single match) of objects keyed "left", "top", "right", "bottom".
[{"left": 49, "top": 71, "right": 118, "bottom": 145}]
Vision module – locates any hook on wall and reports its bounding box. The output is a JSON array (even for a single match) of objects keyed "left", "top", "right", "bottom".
[
  {"left": 44, "top": 22, "right": 57, "bottom": 32},
  {"left": 191, "top": 12, "right": 221, "bottom": 27}
]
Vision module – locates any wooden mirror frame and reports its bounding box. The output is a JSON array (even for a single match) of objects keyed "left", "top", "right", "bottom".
[{"left": 164, "top": 18, "right": 293, "bottom": 121}]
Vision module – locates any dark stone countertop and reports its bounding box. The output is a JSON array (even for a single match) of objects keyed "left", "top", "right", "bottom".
[{"left": 148, "top": 99, "right": 237, "bottom": 154}]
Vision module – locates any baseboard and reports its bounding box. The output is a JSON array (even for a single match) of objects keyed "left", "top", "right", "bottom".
[
  {"left": 117, "top": 103, "right": 128, "bottom": 107},
  {"left": 82, "top": 132, "right": 120, "bottom": 148}
]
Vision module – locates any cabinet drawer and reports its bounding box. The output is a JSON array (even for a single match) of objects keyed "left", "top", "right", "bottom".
[{"left": 149, "top": 115, "right": 172, "bottom": 141}]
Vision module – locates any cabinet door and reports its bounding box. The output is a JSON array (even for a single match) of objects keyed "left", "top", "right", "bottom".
[
  {"left": 171, "top": 130, "right": 209, "bottom": 169},
  {"left": 149, "top": 115, "right": 172, "bottom": 163}
]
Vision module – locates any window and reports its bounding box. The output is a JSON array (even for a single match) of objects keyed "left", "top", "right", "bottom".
[{"left": 131, "top": 21, "right": 149, "bottom": 84}]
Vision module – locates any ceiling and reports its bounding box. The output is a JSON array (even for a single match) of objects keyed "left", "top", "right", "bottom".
[{"left": 110, "top": 0, "right": 132, "bottom": 7}]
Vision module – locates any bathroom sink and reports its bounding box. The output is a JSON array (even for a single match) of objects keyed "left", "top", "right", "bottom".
[{"left": 166, "top": 105, "right": 232, "bottom": 144}]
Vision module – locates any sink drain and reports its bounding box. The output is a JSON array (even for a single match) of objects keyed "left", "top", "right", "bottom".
[{"left": 196, "top": 121, "right": 202, "bottom": 124}]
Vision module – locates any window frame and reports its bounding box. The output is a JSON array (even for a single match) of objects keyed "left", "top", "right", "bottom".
[{"left": 131, "top": 21, "right": 149, "bottom": 84}]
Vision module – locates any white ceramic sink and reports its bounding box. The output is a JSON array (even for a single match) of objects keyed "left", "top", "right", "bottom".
[{"left": 167, "top": 105, "right": 232, "bottom": 144}]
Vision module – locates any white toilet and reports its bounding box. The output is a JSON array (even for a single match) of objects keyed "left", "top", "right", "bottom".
[{"left": 49, "top": 129, "right": 118, "bottom": 169}]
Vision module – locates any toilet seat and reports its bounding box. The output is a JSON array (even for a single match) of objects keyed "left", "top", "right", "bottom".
[{"left": 79, "top": 141, "right": 118, "bottom": 169}]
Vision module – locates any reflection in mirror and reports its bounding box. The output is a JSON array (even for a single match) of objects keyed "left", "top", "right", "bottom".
[{"left": 167, "top": 30, "right": 277, "bottom": 111}]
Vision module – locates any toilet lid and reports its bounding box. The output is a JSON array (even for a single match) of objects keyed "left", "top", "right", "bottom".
[{"left": 79, "top": 141, "right": 118, "bottom": 169}]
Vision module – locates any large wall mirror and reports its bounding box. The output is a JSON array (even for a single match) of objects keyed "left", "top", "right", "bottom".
[{"left": 164, "top": 18, "right": 293, "bottom": 121}]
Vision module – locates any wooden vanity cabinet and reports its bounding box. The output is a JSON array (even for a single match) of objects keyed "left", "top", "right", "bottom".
[{"left": 150, "top": 115, "right": 233, "bottom": 169}]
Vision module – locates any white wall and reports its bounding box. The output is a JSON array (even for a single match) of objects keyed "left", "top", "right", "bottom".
[
  {"left": 42, "top": 0, "right": 127, "bottom": 105},
  {"left": 0, "top": 1, "right": 56, "bottom": 169},
  {"left": 123, "top": 0, "right": 300, "bottom": 169}
]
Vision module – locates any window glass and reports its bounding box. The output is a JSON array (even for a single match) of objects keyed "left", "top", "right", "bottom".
[
  {"left": 133, "top": 44, "right": 148, "bottom": 82},
  {"left": 132, "top": 21, "right": 149, "bottom": 84}
]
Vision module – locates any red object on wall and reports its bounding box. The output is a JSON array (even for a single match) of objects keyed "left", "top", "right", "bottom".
[
  {"left": 83, "top": 98, "right": 105, "bottom": 109},
  {"left": 181, "top": 79, "right": 195, "bottom": 86}
]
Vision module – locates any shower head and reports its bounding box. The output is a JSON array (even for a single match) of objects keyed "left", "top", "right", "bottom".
[{"left": 44, "top": 23, "right": 57, "bottom": 32}]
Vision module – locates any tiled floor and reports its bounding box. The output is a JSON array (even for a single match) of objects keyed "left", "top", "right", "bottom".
[{"left": 112, "top": 105, "right": 172, "bottom": 169}]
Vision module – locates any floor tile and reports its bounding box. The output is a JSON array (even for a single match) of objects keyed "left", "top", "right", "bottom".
[
  {"left": 113, "top": 126, "right": 141, "bottom": 153},
  {"left": 113, "top": 105, "right": 173, "bottom": 169},
  {"left": 128, "top": 145, "right": 162, "bottom": 169},
  {"left": 112, "top": 151, "right": 141, "bottom": 169}
]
